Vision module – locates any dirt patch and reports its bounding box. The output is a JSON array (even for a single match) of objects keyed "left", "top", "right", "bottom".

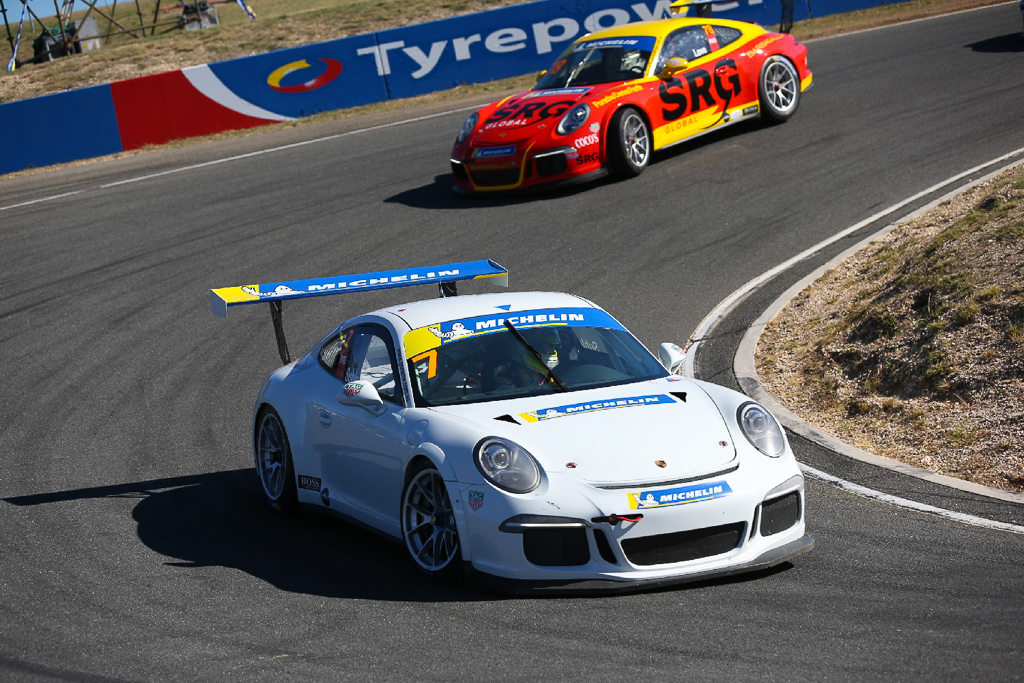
[{"left": 756, "top": 165, "right": 1024, "bottom": 494}]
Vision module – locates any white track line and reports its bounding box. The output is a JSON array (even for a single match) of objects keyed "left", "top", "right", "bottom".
[
  {"left": 0, "top": 104, "right": 480, "bottom": 212},
  {"left": 685, "top": 150, "right": 1024, "bottom": 534}
]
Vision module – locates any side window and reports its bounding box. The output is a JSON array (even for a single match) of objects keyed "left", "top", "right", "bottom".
[
  {"left": 318, "top": 326, "right": 403, "bottom": 405},
  {"left": 655, "top": 27, "right": 710, "bottom": 73},
  {"left": 713, "top": 26, "right": 743, "bottom": 50}
]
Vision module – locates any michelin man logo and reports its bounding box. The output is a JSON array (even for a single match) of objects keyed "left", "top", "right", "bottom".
[
  {"left": 429, "top": 322, "right": 474, "bottom": 340},
  {"left": 242, "top": 284, "right": 299, "bottom": 299}
]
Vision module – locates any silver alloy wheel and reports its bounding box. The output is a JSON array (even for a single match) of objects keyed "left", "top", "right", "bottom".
[
  {"left": 256, "top": 411, "right": 288, "bottom": 501},
  {"left": 762, "top": 59, "right": 798, "bottom": 115},
  {"left": 402, "top": 467, "right": 459, "bottom": 574},
  {"left": 622, "top": 111, "right": 650, "bottom": 168}
]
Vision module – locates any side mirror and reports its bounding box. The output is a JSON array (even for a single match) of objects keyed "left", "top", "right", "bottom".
[
  {"left": 658, "top": 343, "right": 686, "bottom": 375},
  {"left": 657, "top": 57, "right": 688, "bottom": 80},
  {"left": 338, "top": 380, "right": 386, "bottom": 416}
]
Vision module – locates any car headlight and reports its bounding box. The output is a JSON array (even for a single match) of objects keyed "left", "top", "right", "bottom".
[
  {"left": 457, "top": 112, "right": 479, "bottom": 144},
  {"left": 556, "top": 104, "right": 590, "bottom": 135},
  {"left": 474, "top": 437, "right": 541, "bottom": 493},
  {"left": 737, "top": 402, "right": 786, "bottom": 457}
]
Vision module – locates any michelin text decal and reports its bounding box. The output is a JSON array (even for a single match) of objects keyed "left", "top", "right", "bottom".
[
  {"left": 628, "top": 481, "right": 732, "bottom": 509},
  {"left": 521, "top": 394, "right": 673, "bottom": 422}
]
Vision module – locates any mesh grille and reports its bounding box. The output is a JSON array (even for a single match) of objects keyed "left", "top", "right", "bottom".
[
  {"left": 469, "top": 168, "right": 520, "bottom": 187},
  {"left": 522, "top": 528, "right": 589, "bottom": 567},
  {"left": 621, "top": 523, "right": 744, "bottom": 566},
  {"left": 760, "top": 492, "right": 801, "bottom": 536},
  {"left": 536, "top": 154, "right": 568, "bottom": 177}
]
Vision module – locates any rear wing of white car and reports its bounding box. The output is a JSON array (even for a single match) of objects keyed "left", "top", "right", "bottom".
[{"left": 210, "top": 259, "right": 508, "bottom": 364}]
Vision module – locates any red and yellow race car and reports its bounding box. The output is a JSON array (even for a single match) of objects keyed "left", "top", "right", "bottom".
[{"left": 450, "top": 16, "right": 811, "bottom": 193}]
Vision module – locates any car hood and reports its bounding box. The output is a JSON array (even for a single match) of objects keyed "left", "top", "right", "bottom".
[
  {"left": 428, "top": 378, "right": 739, "bottom": 486},
  {"left": 471, "top": 85, "right": 613, "bottom": 145}
]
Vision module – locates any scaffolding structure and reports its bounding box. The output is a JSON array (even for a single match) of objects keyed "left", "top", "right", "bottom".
[{"left": 2, "top": 0, "right": 253, "bottom": 71}]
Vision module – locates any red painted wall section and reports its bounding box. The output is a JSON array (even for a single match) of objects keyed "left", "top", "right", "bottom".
[{"left": 111, "top": 70, "right": 275, "bottom": 150}]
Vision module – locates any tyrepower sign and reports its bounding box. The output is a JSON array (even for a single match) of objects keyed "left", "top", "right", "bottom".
[{"left": 366, "top": 0, "right": 681, "bottom": 99}]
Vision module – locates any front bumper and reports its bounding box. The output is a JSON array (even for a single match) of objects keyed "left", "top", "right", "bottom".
[
  {"left": 451, "top": 143, "right": 604, "bottom": 194},
  {"left": 466, "top": 533, "right": 814, "bottom": 595},
  {"left": 455, "top": 468, "right": 811, "bottom": 594}
]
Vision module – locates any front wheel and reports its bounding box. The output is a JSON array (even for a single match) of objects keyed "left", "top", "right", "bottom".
[
  {"left": 759, "top": 55, "right": 801, "bottom": 123},
  {"left": 607, "top": 107, "right": 651, "bottom": 178},
  {"left": 401, "top": 462, "right": 461, "bottom": 579},
  {"left": 254, "top": 406, "right": 298, "bottom": 513}
]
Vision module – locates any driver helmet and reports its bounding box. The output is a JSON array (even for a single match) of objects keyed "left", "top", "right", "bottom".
[{"left": 520, "top": 327, "right": 562, "bottom": 371}]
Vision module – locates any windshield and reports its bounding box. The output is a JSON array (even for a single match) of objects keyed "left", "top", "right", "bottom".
[
  {"left": 536, "top": 36, "right": 655, "bottom": 89},
  {"left": 406, "top": 323, "right": 668, "bottom": 407}
]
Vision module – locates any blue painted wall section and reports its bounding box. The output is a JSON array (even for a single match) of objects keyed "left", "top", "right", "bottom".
[
  {"left": 1, "top": 84, "right": 122, "bottom": 172},
  {"left": 1, "top": 0, "right": 904, "bottom": 175}
]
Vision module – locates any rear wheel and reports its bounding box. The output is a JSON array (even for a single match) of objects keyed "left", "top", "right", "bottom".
[
  {"left": 759, "top": 55, "right": 801, "bottom": 122},
  {"left": 607, "top": 107, "right": 650, "bottom": 178},
  {"left": 401, "top": 462, "right": 461, "bottom": 578},
  {"left": 254, "top": 407, "right": 298, "bottom": 513}
]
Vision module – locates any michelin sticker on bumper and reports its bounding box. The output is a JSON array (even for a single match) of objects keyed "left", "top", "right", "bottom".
[{"left": 629, "top": 481, "right": 733, "bottom": 510}]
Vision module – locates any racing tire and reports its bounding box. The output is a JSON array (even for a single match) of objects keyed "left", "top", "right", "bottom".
[
  {"left": 758, "top": 55, "right": 801, "bottom": 123},
  {"left": 607, "top": 107, "right": 651, "bottom": 178},
  {"left": 401, "top": 461, "right": 462, "bottom": 579},
  {"left": 254, "top": 406, "right": 299, "bottom": 513}
]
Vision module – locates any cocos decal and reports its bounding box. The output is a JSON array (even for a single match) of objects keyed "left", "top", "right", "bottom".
[{"left": 267, "top": 58, "right": 343, "bottom": 93}]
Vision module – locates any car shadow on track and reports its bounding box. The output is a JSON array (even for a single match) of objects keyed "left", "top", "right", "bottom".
[
  {"left": 967, "top": 33, "right": 1024, "bottom": 53},
  {"left": 5, "top": 470, "right": 486, "bottom": 603},
  {"left": 4, "top": 469, "right": 797, "bottom": 600},
  {"left": 384, "top": 173, "right": 603, "bottom": 209}
]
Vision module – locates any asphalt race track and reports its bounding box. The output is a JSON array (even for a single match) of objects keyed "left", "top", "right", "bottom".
[{"left": 2, "top": 4, "right": 1023, "bottom": 680}]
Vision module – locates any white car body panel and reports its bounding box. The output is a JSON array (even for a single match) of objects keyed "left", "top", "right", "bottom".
[{"left": 248, "top": 288, "right": 812, "bottom": 592}]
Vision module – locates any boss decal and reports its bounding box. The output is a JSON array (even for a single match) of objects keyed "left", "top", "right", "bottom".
[
  {"left": 659, "top": 58, "right": 741, "bottom": 126},
  {"left": 520, "top": 394, "right": 674, "bottom": 422},
  {"left": 628, "top": 481, "right": 732, "bottom": 510},
  {"left": 298, "top": 475, "right": 322, "bottom": 492}
]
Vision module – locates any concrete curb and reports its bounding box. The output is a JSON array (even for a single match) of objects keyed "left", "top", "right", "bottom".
[{"left": 732, "top": 157, "right": 1024, "bottom": 506}]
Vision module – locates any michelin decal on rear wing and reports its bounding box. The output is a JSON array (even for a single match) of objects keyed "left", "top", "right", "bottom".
[
  {"left": 210, "top": 259, "right": 508, "bottom": 364},
  {"left": 210, "top": 259, "right": 508, "bottom": 318}
]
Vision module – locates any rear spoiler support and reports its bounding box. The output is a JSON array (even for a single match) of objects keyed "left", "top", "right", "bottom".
[
  {"left": 211, "top": 260, "right": 509, "bottom": 366},
  {"left": 268, "top": 300, "right": 291, "bottom": 365}
]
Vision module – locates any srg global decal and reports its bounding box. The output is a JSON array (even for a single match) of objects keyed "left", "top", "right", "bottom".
[
  {"left": 267, "top": 58, "right": 343, "bottom": 92},
  {"left": 520, "top": 394, "right": 674, "bottom": 422},
  {"left": 628, "top": 481, "right": 732, "bottom": 510},
  {"left": 659, "top": 57, "right": 741, "bottom": 126}
]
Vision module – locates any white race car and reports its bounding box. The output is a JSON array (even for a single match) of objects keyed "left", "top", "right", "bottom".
[{"left": 211, "top": 260, "right": 812, "bottom": 593}]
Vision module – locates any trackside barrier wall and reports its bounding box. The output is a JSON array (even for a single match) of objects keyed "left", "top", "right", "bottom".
[{"left": 0, "top": 0, "right": 903, "bottom": 176}]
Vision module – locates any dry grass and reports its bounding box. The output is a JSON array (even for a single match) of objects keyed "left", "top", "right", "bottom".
[{"left": 757, "top": 166, "right": 1024, "bottom": 493}]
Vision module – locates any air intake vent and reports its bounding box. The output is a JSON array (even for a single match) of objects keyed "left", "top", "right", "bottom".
[
  {"left": 759, "top": 492, "right": 801, "bottom": 536},
  {"left": 494, "top": 414, "right": 519, "bottom": 424},
  {"left": 621, "top": 523, "right": 744, "bottom": 566}
]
